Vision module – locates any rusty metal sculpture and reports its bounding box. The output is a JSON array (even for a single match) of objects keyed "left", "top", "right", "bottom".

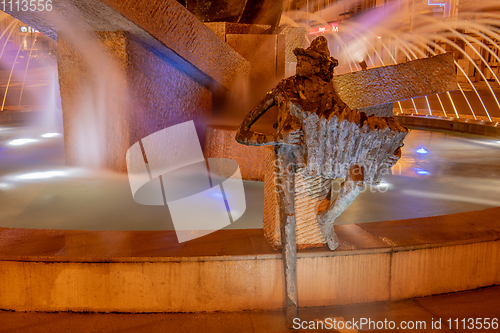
[{"left": 235, "top": 36, "right": 408, "bottom": 327}]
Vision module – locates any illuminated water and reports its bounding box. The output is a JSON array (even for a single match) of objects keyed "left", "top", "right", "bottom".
[
  {"left": 0, "top": 124, "right": 499, "bottom": 230},
  {"left": 281, "top": 1, "right": 500, "bottom": 122},
  {"left": 0, "top": 5, "right": 500, "bottom": 232}
]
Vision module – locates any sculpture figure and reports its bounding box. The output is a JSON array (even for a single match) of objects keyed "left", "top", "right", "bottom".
[{"left": 235, "top": 36, "right": 408, "bottom": 326}]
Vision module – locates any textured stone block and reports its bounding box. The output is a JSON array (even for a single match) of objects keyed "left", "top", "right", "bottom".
[
  {"left": 57, "top": 32, "right": 130, "bottom": 172},
  {"left": 332, "top": 53, "right": 458, "bottom": 109},
  {"left": 6, "top": 0, "right": 252, "bottom": 172},
  {"left": 104, "top": 0, "right": 251, "bottom": 89},
  {"left": 278, "top": 27, "right": 306, "bottom": 78},
  {"left": 59, "top": 32, "right": 212, "bottom": 171},
  {"left": 226, "top": 34, "right": 283, "bottom": 105},
  {"left": 204, "top": 22, "right": 271, "bottom": 42},
  {"left": 277, "top": 34, "right": 286, "bottom": 80},
  {"left": 187, "top": 0, "right": 283, "bottom": 31},
  {"left": 204, "top": 125, "right": 268, "bottom": 181},
  {"left": 5, "top": 0, "right": 250, "bottom": 91},
  {"left": 278, "top": 27, "right": 307, "bottom": 64}
]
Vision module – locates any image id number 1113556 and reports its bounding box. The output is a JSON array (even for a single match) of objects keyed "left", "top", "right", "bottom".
[
  {"left": 447, "top": 318, "right": 498, "bottom": 330},
  {"left": 2, "top": 0, "right": 53, "bottom": 12}
]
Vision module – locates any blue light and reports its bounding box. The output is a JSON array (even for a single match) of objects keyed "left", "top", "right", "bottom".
[
  {"left": 414, "top": 168, "right": 430, "bottom": 175},
  {"left": 428, "top": 0, "right": 445, "bottom": 7},
  {"left": 416, "top": 147, "right": 429, "bottom": 154},
  {"left": 209, "top": 191, "right": 224, "bottom": 199}
]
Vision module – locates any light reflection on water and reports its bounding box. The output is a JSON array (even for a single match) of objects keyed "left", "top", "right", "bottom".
[{"left": 0, "top": 125, "right": 499, "bottom": 229}]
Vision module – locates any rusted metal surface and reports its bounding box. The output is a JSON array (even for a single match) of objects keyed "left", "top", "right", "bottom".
[
  {"left": 236, "top": 36, "right": 410, "bottom": 325},
  {"left": 236, "top": 36, "right": 409, "bottom": 249},
  {"left": 211, "top": 52, "right": 457, "bottom": 182},
  {"left": 275, "top": 144, "right": 299, "bottom": 327}
]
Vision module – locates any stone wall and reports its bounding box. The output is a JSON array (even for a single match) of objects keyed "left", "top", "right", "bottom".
[{"left": 58, "top": 32, "right": 212, "bottom": 171}]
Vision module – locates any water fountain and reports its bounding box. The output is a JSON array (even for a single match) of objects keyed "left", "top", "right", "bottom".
[
  {"left": 0, "top": 0, "right": 499, "bottom": 327},
  {"left": 281, "top": 1, "right": 500, "bottom": 124}
]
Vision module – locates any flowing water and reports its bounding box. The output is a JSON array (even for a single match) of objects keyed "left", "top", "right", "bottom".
[
  {"left": 281, "top": 1, "right": 500, "bottom": 122},
  {"left": 0, "top": 3, "right": 499, "bottom": 230}
]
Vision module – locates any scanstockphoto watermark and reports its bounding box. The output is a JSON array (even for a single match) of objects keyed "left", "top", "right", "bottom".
[
  {"left": 293, "top": 317, "right": 499, "bottom": 330},
  {"left": 293, "top": 317, "right": 427, "bottom": 330},
  {"left": 126, "top": 121, "right": 246, "bottom": 243},
  {"left": 272, "top": 160, "right": 401, "bottom": 194}
]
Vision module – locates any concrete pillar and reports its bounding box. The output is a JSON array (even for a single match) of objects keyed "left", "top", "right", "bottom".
[{"left": 58, "top": 31, "right": 212, "bottom": 172}]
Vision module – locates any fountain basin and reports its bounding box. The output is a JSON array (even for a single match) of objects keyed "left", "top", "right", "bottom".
[
  {"left": 1, "top": 120, "right": 500, "bottom": 313},
  {"left": 0, "top": 207, "right": 499, "bottom": 313}
]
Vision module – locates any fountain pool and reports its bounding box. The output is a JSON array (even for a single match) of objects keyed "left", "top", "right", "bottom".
[{"left": 1, "top": 123, "right": 499, "bottom": 231}]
